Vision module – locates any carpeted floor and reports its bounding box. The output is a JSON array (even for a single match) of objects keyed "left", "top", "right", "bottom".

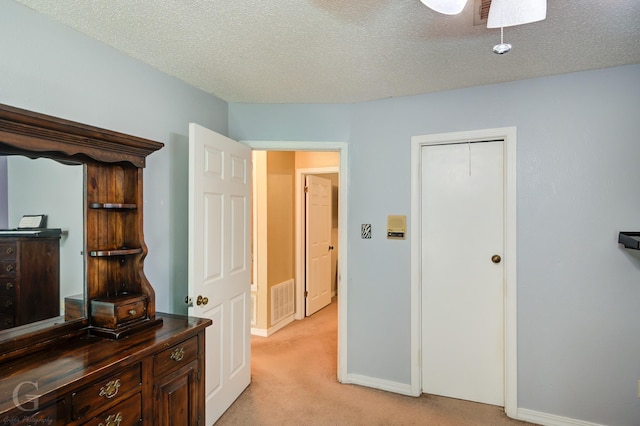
[{"left": 215, "top": 300, "right": 535, "bottom": 426}]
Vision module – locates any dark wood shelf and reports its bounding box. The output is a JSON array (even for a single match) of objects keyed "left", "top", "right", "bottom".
[
  {"left": 618, "top": 232, "right": 640, "bottom": 250},
  {"left": 89, "top": 203, "right": 137, "bottom": 210},
  {"left": 89, "top": 247, "right": 143, "bottom": 257}
]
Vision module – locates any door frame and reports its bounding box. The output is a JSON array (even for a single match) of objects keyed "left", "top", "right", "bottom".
[
  {"left": 296, "top": 167, "right": 339, "bottom": 320},
  {"left": 243, "top": 140, "right": 348, "bottom": 383},
  {"left": 410, "top": 127, "right": 517, "bottom": 417}
]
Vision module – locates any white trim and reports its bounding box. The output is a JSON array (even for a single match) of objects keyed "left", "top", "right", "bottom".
[
  {"left": 251, "top": 151, "right": 268, "bottom": 329},
  {"left": 344, "top": 374, "right": 416, "bottom": 397},
  {"left": 251, "top": 314, "right": 295, "bottom": 337},
  {"left": 250, "top": 293, "right": 256, "bottom": 326},
  {"left": 243, "top": 140, "right": 349, "bottom": 384},
  {"left": 517, "top": 409, "right": 606, "bottom": 426},
  {"left": 295, "top": 166, "right": 339, "bottom": 321},
  {"left": 410, "top": 127, "right": 518, "bottom": 413}
]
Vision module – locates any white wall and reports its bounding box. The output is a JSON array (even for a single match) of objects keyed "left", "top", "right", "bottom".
[
  {"left": 230, "top": 64, "right": 640, "bottom": 426},
  {"left": 0, "top": 0, "right": 229, "bottom": 315}
]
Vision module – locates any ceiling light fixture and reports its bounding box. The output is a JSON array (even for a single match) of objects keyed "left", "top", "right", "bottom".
[
  {"left": 487, "top": 0, "right": 547, "bottom": 54},
  {"left": 419, "top": 0, "right": 468, "bottom": 15}
]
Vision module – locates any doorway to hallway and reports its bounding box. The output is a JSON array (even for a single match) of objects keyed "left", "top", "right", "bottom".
[
  {"left": 245, "top": 139, "right": 349, "bottom": 385},
  {"left": 251, "top": 151, "right": 340, "bottom": 334}
]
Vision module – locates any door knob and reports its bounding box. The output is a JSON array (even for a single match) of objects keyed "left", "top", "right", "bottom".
[
  {"left": 328, "top": 245, "right": 334, "bottom": 251},
  {"left": 491, "top": 254, "right": 502, "bottom": 264},
  {"left": 196, "top": 295, "right": 209, "bottom": 306}
]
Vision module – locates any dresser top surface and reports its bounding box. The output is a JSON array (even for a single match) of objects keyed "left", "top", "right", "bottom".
[{"left": 0, "top": 313, "right": 211, "bottom": 413}]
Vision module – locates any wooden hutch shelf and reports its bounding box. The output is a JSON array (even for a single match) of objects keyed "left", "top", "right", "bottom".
[
  {"left": 0, "top": 103, "right": 211, "bottom": 425},
  {"left": 89, "top": 202, "right": 137, "bottom": 209},
  {"left": 89, "top": 247, "right": 143, "bottom": 257}
]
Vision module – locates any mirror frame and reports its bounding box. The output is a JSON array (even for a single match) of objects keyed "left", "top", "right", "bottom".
[{"left": 0, "top": 103, "right": 163, "bottom": 359}]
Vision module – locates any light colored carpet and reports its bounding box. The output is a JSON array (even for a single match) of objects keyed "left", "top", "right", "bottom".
[{"left": 215, "top": 300, "right": 535, "bottom": 426}]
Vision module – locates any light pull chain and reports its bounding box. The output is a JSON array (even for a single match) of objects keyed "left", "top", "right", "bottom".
[{"left": 493, "top": 27, "right": 512, "bottom": 54}]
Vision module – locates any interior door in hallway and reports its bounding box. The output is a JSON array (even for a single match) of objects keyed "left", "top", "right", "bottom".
[
  {"left": 421, "top": 141, "right": 505, "bottom": 406},
  {"left": 305, "top": 174, "right": 332, "bottom": 316},
  {"left": 188, "top": 123, "right": 251, "bottom": 425}
]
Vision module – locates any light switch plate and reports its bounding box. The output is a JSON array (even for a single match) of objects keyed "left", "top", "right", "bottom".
[{"left": 361, "top": 224, "right": 371, "bottom": 239}]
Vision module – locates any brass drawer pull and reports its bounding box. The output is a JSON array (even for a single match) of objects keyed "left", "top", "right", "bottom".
[
  {"left": 170, "top": 347, "right": 185, "bottom": 362},
  {"left": 98, "top": 412, "right": 123, "bottom": 426},
  {"left": 5, "top": 300, "right": 12, "bottom": 308},
  {"left": 99, "top": 379, "right": 121, "bottom": 399},
  {"left": 128, "top": 309, "right": 137, "bottom": 316},
  {"left": 5, "top": 282, "right": 13, "bottom": 290},
  {"left": 5, "top": 247, "right": 13, "bottom": 255},
  {"left": 5, "top": 264, "right": 13, "bottom": 272}
]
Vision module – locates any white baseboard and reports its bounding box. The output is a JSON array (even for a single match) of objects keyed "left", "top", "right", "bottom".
[
  {"left": 343, "top": 373, "right": 419, "bottom": 397},
  {"left": 250, "top": 327, "right": 268, "bottom": 337},
  {"left": 337, "top": 377, "right": 607, "bottom": 426},
  {"left": 250, "top": 314, "right": 295, "bottom": 337},
  {"left": 517, "top": 408, "right": 606, "bottom": 426}
]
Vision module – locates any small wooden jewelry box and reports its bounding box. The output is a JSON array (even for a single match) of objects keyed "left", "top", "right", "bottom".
[{"left": 91, "top": 293, "right": 148, "bottom": 329}]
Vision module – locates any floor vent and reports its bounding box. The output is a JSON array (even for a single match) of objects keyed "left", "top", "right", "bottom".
[{"left": 271, "top": 279, "right": 295, "bottom": 325}]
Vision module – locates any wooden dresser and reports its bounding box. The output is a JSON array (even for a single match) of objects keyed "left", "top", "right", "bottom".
[
  {"left": 0, "top": 233, "right": 61, "bottom": 330},
  {"left": 0, "top": 313, "right": 211, "bottom": 425},
  {"left": 0, "top": 104, "right": 212, "bottom": 425}
]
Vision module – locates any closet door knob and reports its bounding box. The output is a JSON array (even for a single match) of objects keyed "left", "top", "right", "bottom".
[{"left": 491, "top": 254, "right": 502, "bottom": 264}]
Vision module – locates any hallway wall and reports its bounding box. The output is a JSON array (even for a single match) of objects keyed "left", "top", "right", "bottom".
[{"left": 229, "top": 65, "right": 640, "bottom": 425}]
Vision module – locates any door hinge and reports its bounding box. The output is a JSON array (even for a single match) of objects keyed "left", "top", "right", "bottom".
[
  {"left": 304, "top": 186, "right": 309, "bottom": 193},
  {"left": 196, "top": 369, "right": 201, "bottom": 382},
  {"left": 304, "top": 291, "right": 308, "bottom": 298}
]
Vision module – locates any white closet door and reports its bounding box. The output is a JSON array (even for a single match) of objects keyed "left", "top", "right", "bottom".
[{"left": 421, "top": 141, "right": 505, "bottom": 406}]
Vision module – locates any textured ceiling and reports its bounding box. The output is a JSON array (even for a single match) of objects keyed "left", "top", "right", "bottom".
[{"left": 14, "top": 0, "right": 640, "bottom": 104}]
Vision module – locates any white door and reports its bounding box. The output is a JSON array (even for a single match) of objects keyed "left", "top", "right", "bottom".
[
  {"left": 305, "top": 175, "right": 332, "bottom": 316},
  {"left": 421, "top": 141, "right": 505, "bottom": 406},
  {"left": 188, "top": 123, "right": 251, "bottom": 425}
]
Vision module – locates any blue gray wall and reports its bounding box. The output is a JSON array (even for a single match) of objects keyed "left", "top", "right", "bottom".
[
  {"left": 230, "top": 64, "right": 640, "bottom": 426},
  {"left": 0, "top": 0, "right": 227, "bottom": 315},
  {"left": 2, "top": 0, "right": 640, "bottom": 424}
]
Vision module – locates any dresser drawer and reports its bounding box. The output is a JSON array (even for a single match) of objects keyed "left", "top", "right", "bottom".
[
  {"left": 91, "top": 294, "right": 148, "bottom": 329},
  {"left": 0, "top": 279, "right": 15, "bottom": 293},
  {"left": 0, "top": 313, "right": 14, "bottom": 329},
  {"left": 154, "top": 336, "right": 198, "bottom": 378},
  {"left": 72, "top": 363, "right": 141, "bottom": 420},
  {"left": 0, "top": 293, "right": 14, "bottom": 312},
  {"left": 0, "top": 261, "right": 16, "bottom": 277},
  {"left": 82, "top": 392, "right": 141, "bottom": 426},
  {"left": 7, "top": 398, "right": 66, "bottom": 426},
  {"left": 0, "top": 242, "right": 17, "bottom": 260}
]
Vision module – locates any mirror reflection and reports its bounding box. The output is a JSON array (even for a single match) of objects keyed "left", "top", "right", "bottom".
[{"left": 0, "top": 155, "right": 83, "bottom": 330}]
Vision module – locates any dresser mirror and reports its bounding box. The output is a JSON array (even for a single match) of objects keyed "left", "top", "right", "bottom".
[
  {"left": 0, "top": 154, "right": 83, "bottom": 330},
  {"left": 0, "top": 103, "right": 162, "bottom": 356}
]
